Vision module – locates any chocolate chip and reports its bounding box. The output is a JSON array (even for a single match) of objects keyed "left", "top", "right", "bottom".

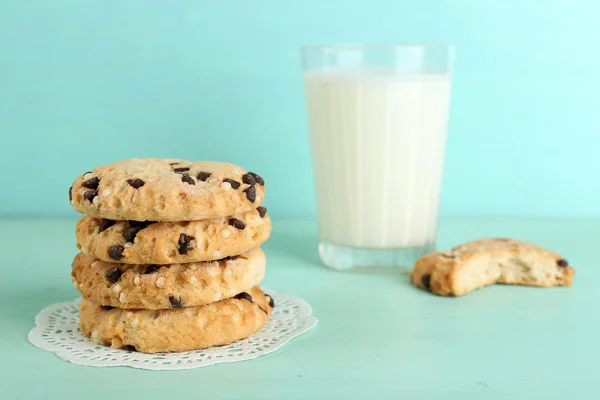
[
  {"left": 197, "top": 171, "right": 211, "bottom": 182},
  {"left": 108, "top": 244, "right": 124, "bottom": 260},
  {"left": 234, "top": 292, "right": 253, "bottom": 303},
  {"left": 257, "top": 206, "right": 267, "bottom": 218},
  {"left": 258, "top": 306, "right": 268, "bottom": 314},
  {"left": 223, "top": 178, "right": 241, "bottom": 189},
  {"left": 421, "top": 274, "right": 432, "bottom": 290},
  {"left": 229, "top": 218, "right": 245, "bottom": 230},
  {"left": 248, "top": 172, "right": 264, "bottom": 186},
  {"left": 242, "top": 173, "right": 256, "bottom": 185},
  {"left": 98, "top": 219, "right": 116, "bottom": 233},
  {"left": 105, "top": 268, "right": 123, "bottom": 284},
  {"left": 123, "top": 226, "right": 143, "bottom": 242},
  {"left": 123, "top": 221, "right": 154, "bottom": 240},
  {"left": 143, "top": 264, "right": 160, "bottom": 274},
  {"left": 178, "top": 234, "right": 195, "bottom": 254},
  {"left": 219, "top": 255, "right": 239, "bottom": 263},
  {"left": 127, "top": 178, "right": 145, "bottom": 189},
  {"left": 181, "top": 173, "right": 195, "bottom": 185},
  {"left": 68, "top": 186, "right": 72, "bottom": 201},
  {"left": 101, "top": 305, "right": 115, "bottom": 310},
  {"left": 82, "top": 171, "right": 92, "bottom": 176},
  {"left": 122, "top": 345, "right": 137, "bottom": 352},
  {"left": 83, "top": 189, "right": 98, "bottom": 202},
  {"left": 82, "top": 176, "right": 100, "bottom": 189},
  {"left": 173, "top": 167, "right": 190, "bottom": 173},
  {"left": 169, "top": 296, "right": 183, "bottom": 308},
  {"left": 169, "top": 162, "right": 179, "bottom": 166},
  {"left": 266, "top": 294, "right": 275, "bottom": 308},
  {"left": 244, "top": 185, "right": 256, "bottom": 203},
  {"left": 557, "top": 259, "right": 569, "bottom": 267},
  {"left": 128, "top": 220, "right": 153, "bottom": 228}
]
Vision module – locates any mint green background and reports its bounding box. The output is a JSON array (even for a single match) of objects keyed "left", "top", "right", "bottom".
[{"left": 1, "top": 1, "right": 599, "bottom": 218}]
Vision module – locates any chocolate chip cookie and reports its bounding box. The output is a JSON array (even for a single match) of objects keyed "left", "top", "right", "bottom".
[
  {"left": 75, "top": 208, "right": 271, "bottom": 264},
  {"left": 79, "top": 286, "right": 274, "bottom": 353},
  {"left": 72, "top": 248, "right": 266, "bottom": 309},
  {"left": 69, "top": 159, "right": 266, "bottom": 221},
  {"left": 410, "top": 238, "right": 575, "bottom": 296}
]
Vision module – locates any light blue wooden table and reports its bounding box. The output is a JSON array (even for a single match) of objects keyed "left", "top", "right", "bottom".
[{"left": 1, "top": 218, "right": 596, "bottom": 399}]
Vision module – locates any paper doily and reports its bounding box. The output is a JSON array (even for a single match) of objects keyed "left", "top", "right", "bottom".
[{"left": 28, "top": 289, "right": 317, "bottom": 370}]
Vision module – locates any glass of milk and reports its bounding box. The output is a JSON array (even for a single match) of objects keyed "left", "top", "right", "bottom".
[{"left": 302, "top": 44, "right": 453, "bottom": 272}]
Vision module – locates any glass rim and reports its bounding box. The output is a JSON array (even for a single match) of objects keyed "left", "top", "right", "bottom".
[{"left": 301, "top": 43, "right": 453, "bottom": 51}]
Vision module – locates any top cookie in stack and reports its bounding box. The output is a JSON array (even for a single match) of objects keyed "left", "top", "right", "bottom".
[
  {"left": 69, "top": 158, "right": 273, "bottom": 353},
  {"left": 70, "top": 158, "right": 265, "bottom": 222}
]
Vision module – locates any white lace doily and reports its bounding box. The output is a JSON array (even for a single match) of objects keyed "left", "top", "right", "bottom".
[{"left": 28, "top": 289, "right": 317, "bottom": 370}]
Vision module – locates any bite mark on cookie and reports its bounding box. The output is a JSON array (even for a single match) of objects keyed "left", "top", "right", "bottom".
[{"left": 411, "top": 239, "right": 575, "bottom": 296}]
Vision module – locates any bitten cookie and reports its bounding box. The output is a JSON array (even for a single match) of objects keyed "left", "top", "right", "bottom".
[
  {"left": 72, "top": 248, "right": 266, "bottom": 310},
  {"left": 69, "top": 159, "right": 265, "bottom": 221},
  {"left": 410, "top": 238, "right": 575, "bottom": 296},
  {"left": 79, "top": 286, "right": 274, "bottom": 353},
  {"left": 75, "top": 207, "right": 271, "bottom": 264}
]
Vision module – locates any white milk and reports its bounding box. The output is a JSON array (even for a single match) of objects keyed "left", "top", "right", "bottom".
[{"left": 304, "top": 70, "right": 451, "bottom": 249}]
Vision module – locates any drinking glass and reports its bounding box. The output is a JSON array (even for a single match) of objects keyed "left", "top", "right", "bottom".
[{"left": 301, "top": 44, "right": 453, "bottom": 272}]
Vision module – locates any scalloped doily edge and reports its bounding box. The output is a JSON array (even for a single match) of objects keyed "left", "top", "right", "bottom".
[{"left": 27, "top": 289, "right": 318, "bottom": 370}]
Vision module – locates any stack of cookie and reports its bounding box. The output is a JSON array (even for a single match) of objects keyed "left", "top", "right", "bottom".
[{"left": 69, "top": 159, "right": 273, "bottom": 353}]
